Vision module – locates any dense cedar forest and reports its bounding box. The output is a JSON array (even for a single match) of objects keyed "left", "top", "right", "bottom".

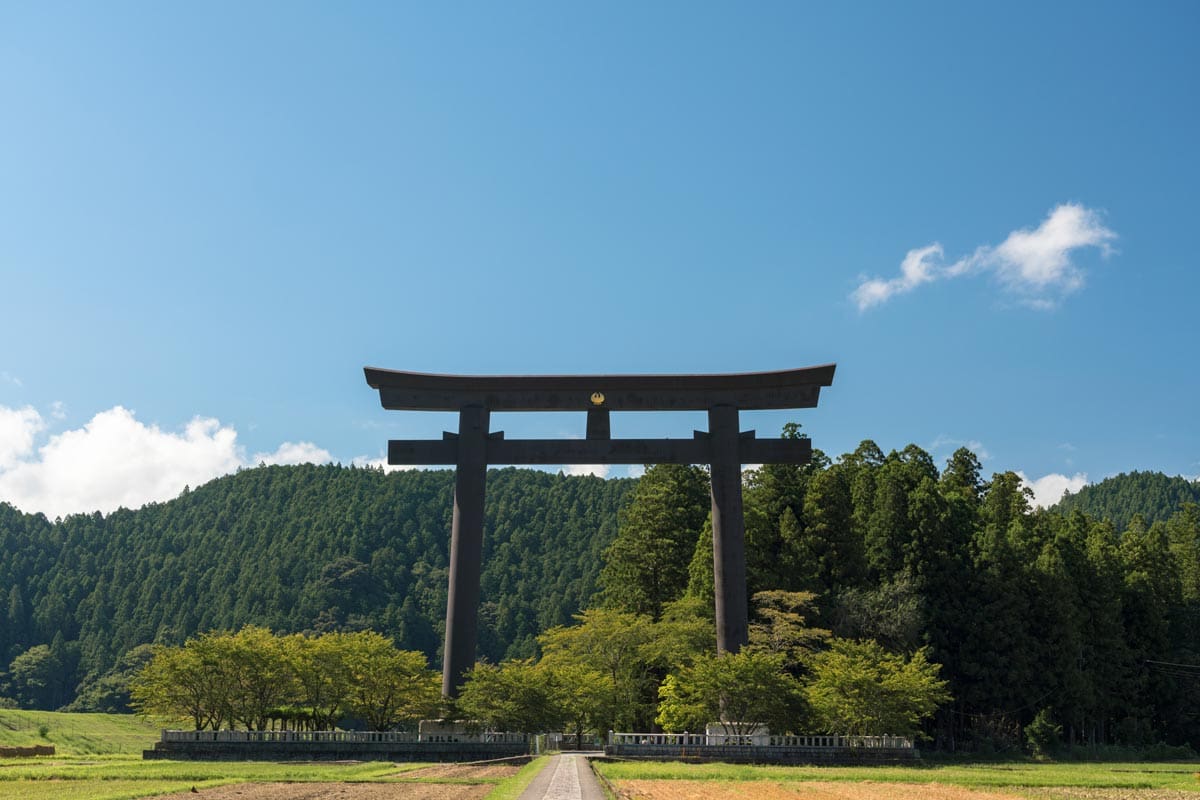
[
  {"left": 2, "top": 447, "right": 1200, "bottom": 750},
  {"left": 0, "top": 465, "right": 633, "bottom": 710},
  {"left": 1055, "top": 471, "right": 1200, "bottom": 531}
]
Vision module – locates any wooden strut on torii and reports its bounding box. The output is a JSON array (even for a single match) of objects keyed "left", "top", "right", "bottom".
[{"left": 364, "top": 364, "right": 836, "bottom": 698}]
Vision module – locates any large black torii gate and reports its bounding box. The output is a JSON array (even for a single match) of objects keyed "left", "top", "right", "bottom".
[{"left": 364, "top": 364, "right": 836, "bottom": 697}]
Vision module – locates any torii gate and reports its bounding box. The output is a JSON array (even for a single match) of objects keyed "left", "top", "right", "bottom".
[{"left": 364, "top": 365, "right": 836, "bottom": 696}]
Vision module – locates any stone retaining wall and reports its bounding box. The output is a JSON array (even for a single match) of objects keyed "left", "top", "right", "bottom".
[
  {"left": 144, "top": 739, "right": 529, "bottom": 762},
  {"left": 603, "top": 744, "right": 919, "bottom": 764}
]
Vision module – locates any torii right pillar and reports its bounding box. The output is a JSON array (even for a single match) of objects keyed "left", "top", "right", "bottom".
[{"left": 708, "top": 404, "right": 748, "bottom": 654}]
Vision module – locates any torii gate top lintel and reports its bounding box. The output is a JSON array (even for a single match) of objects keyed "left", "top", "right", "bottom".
[{"left": 363, "top": 364, "right": 835, "bottom": 412}]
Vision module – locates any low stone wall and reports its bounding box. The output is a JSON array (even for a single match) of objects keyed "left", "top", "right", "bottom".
[
  {"left": 603, "top": 744, "right": 919, "bottom": 765},
  {"left": 144, "top": 739, "right": 529, "bottom": 762},
  {"left": 0, "top": 745, "right": 55, "bottom": 757}
]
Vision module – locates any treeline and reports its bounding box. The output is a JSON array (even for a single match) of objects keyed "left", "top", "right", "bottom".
[
  {"left": 131, "top": 626, "right": 439, "bottom": 731},
  {"left": 0, "top": 464, "right": 633, "bottom": 710},
  {"left": 598, "top": 439, "right": 1200, "bottom": 750},
  {"left": 1055, "top": 471, "right": 1200, "bottom": 531},
  {"left": 4, "top": 448, "right": 1200, "bottom": 751},
  {"left": 454, "top": 598, "right": 948, "bottom": 742},
  {"left": 136, "top": 605, "right": 949, "bottom": 743}
]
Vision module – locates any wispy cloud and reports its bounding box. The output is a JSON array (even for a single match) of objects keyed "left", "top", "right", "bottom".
[
  {"left": 1, "top": 371, "right": 23, "bottom": 388},
  {"left": 853, "top": 204, "right": 1116, "bottom": 311},
  {"left": 253, "top": 441, "right": 333, "bottom": 466},
  {"left": 1018, "top": 470, "right": 1089, "bottom": 509},
  {"left": 929, "top": 435, "right": 991, "bottom": 462}
]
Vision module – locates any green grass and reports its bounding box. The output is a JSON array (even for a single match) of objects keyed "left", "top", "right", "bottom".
[
  {"left": 484, "top": 756, "right": 550, "bottom": 800},
  {"left": 0, "top": 710, "right": 161, "bottom": 756},
  {"left": 0, "top": 756, "right": 446, "bottom": 800},
  {"left": 592, "top": 760, "right": 1200, "bottom": 791},
  {"left": 0, "top": 711, "right": 545, "bottom": 798}
]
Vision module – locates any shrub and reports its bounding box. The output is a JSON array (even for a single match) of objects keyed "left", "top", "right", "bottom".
[
  {"left": 1024, "top": 708, "right": 1061, "bottom": 757},
  {"left": 1140, "top": 742, "right": 1197, "bottom": 761}
]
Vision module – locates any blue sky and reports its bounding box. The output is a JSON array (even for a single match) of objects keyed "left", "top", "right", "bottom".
[{"left": 2, "top": 2, "right": 1197, "bottom": 517}]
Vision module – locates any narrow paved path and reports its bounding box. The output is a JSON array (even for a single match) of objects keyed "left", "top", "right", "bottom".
[{"left": 517, "top": 753, "right": 607, "bottom": 800}]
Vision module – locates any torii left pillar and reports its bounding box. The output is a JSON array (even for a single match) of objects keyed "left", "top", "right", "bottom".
[
  {"left": 443, "top": 405, "right": 489, "bottom": 697},
  {"left": 708, "top": 404, "right": 748, "bottom": 654}
]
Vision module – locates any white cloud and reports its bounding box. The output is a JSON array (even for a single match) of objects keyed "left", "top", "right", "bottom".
[
  {"left": 350, "top": 455, "right": 416, "bottom": 473},
  {"left": 853, "top": 204, "right": 1116, "bottom": 311},
  {"left": 0, "top": 406, "right": 243, "bottom": 518},
  {"left": 0, "top": 404, "right": 344, "bottom": 518},
  {"left": 562, "top": 463, "right": 611, "bottom": 478},
  {"left": 253, "top": 441, "right": 334, "bottom": 466},
  {"left": 626, "top": 464, "right": 647, "bottom": 479},
  {"left": 852, "top": 244, "right": 946, "bottom": 310},
  {"left": 0, "top": 405, "right": 45, "bottom": 469},
  {"left": 1018, "top": 470, "right": 1089, "bottom": 509}
]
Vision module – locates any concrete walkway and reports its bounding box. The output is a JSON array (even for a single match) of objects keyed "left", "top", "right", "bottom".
[{"left": 517, "top": 752, "right": 608, "bottom": 800}]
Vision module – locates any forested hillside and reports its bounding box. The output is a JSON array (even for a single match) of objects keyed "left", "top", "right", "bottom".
[
  {"left": 4, "top": 451, "right": 1200, "bottom": 751},
  {"left": 0, "top": 465, "right": 634, "bottom": 710},
  {"left": 596, "top": 445, "right": 1200, "bottom": 750},
  {"left": 1055, "top": 471, "right": 1200, "bottom": 530}
]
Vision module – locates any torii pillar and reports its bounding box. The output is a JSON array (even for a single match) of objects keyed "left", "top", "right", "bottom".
[{"left": 365, "top": 365, "right": 835, "bottom": 695}]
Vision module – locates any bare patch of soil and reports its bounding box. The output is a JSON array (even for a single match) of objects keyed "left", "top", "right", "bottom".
[
  {"left": 150, "top": 782, "right": 493, "bottom": 799},
  {"left": 1019, "top": 790, "right": 1200, "bottom": 800},
  {"left": 400, "top": 762, "right": 521, "bottom": 780}
]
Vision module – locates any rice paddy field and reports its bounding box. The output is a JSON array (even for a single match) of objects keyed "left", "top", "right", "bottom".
[
  {"left": 3, "top": 712, "right": 1199, "bottom": 800},
  {"left": 0, "top": 711, "right": 542, "bottom": 799},
  {"left": 592, "top": 760, "right": 1200, "bottom": 800}
]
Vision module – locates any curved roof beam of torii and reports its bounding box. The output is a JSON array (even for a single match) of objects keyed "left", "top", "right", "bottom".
[{"left": 364, "top": 364, "right": 836, "bottom": 412}]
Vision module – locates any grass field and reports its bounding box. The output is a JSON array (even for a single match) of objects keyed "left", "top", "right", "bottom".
[
  {"left": 0, "top": 756, "right": 532, "bottom": 799},
  {"left": 0, "top": 711, "right": 542, "bottom": 799},
  {"left": 593, "top": 760, "right": 1200, "bottom": 800},
  {"left": 4, "top": 712, "right": 1197, "bottom": 800},
  {"left": 0, "top": 709, "right": 161, "bottom": 756}
]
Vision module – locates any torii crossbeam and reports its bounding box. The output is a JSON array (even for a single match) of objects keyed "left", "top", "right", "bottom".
[{"left": 364, "top": 364, "right": 836, "bottom": 697}]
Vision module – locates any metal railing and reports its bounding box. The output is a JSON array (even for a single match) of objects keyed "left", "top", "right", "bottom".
[
  {"left": 161, "top": 729, "right": 528, "bottom": 744},
  {"left": 607, "top": 732, "right": 913, "bottom": 749}
]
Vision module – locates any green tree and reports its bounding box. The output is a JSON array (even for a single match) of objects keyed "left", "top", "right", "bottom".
[
  {"left": 599, "top": 465, "right": 709, "bottom": 619},
  {"left": 657, "top": 650, "right": 805, "bottom": 735},
  {"left": 287, "top": 632, "right": 356, "bottom": 730},
  {"left": 130, "top": 640, "right": 227, "bottom": 730},
  {"left": 804, "top": 639, "right": 950, "bottom": 737},
  {"left": 538, "top": 608, "right": 657, "bottom": 731},
  {"left": 828, "top": 578, "right": 924, "bottom": 654},
  {"left": 456, "top": 659, "right": 561, "bottom": 735},
  {"left": 214, "top": 626, "right": 295, "bottom": 731},
  {"left": 541, "top": 659, "right": 611, "bottom": 746},
  {"left": 5, "top": 644, "right": 61, "bottom": 709},
  {"left": 1025, "top": 708, "right": 1063, "bottom": 756},
  {"left": 746, "top": 590, "right": 829, "bottom": 670},
  {"left": 66, "top": 643, "right": 156, "bottom": 713},
  {"left": 342, "top": 631, "right": 439, "bottom": 731}
]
